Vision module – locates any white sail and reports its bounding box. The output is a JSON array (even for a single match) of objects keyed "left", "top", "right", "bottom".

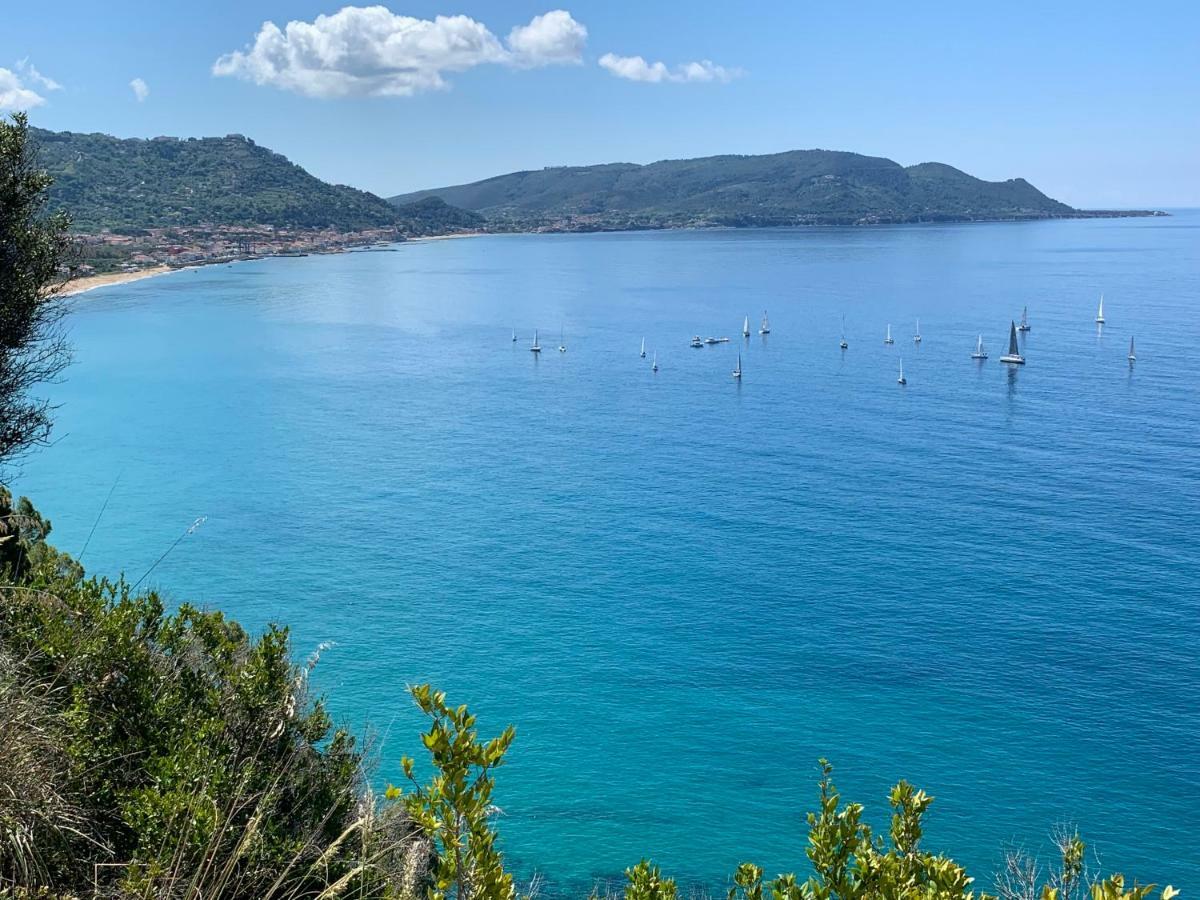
[
  {"left": 885, "top": 323, "right": 893, "bottom": 343},
  {"left": 559, "top": 326, "right": 566, "bottom": 352},
  {"left": 652, "top": 350, "right": 658, "bottom": 371},
  {"left": 759, "top": 311, "right": 770, "bottom": 334},
  {"left": 530, "top": 328, "right": 541, "bottom": 352},
  {"left": 914, "top": 318, "right": 922, "bottom": 343},
  {"left": 743, "top": 316, "right": 750, "bottom": 337},
  {"left": 640, "top": 336, "right": 646, "bottom": 358},
  {"left": 898, "top": 357, "right": 905, "bottom": 384},
  {"left": 1096, "top": 295, "right": 1105, "bottom": 323},
  {"left": 1128, "top": 337, "right": 1136, "bottom": 361},
  {"left": 733, "top": 353, "right": 742, "bottom": 377}
]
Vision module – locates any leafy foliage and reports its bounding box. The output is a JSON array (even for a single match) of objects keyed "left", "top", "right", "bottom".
[
  {"left": 0, "top": 493, "right": 427, "bottom": 899},
  {"left": 623, "top": 861, "right": 677, "bottom": 900},
  {"left": 0, "top": 114, "right": 73, "bottom": 466},
  {"left": 394, "top": 684, "right": 516, "bottom": 900},
  {"left": 390, "top": 150, "right": 1080, "bottom": 229}
]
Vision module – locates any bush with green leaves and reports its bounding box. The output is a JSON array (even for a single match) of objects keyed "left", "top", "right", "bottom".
[
  {"left": 391, "top": 684, "right": 516, "bottom": 900},
  {"left": 0, "top": 493, "right": 424, "bottom": 899}
]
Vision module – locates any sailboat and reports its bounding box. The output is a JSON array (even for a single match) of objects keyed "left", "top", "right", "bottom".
[
  {"left": 511, "top": 329, "right": 517, "bottom": 342},
  {"left": 1018, "top": 306, "right": 1031, "bottom": 332},
  {"left": 884, "top": 324, "right": 894, "bottom": 345},
  {"left": 732, "top": 353, "right": 742, "bottom": 379},
  {"left": 530, "top": 329, "right": 541, "bottom": 353},
  {"left": 558, "top": 326, "right": 566, "bottom": 353},
  {"left": 1128, "top": 336, "right": 1136, "bottom": 363},
  {"left": 999, "top": 321, "right": 1025, "bottom": 364},
  {"left": 759, "top": 311, "right": 771, "bottom": 335},
  {"left": 651, "top": 351, "right": 659, "bottom": 373},
  {"left": 743, "top": 316, "right": 750, "bottom": 338},
  {"left": 640, "top": 336, "right": 646, "bottom": 358},
  {"left": 897, "top": 357, "right": 906, "bottom": 385},
  {"left": 1096, "top": 295, "right": 1105, "bottom": 324},
  {"left": 971, "top": 334, "right": 988, "bottom": 360},
  {"left": 913, "top": 319, "right": 922, "bottom": 344},
  {"left": 839, "top": 315, "right": 848, "bottom": 349}
]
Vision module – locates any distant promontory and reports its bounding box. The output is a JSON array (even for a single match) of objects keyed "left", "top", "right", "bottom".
[{"left": 389, "top": 149, "right": 1163, "bottom": 232}]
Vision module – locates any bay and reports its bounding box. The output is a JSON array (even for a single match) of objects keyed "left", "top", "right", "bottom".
[{"left": 17, "top": 213, "right": 1200, "bottom": 895}]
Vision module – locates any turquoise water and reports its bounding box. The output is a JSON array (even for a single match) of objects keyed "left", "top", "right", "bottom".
[{"left": 17, "top": 214, "right": 1200, "bottom": 895}]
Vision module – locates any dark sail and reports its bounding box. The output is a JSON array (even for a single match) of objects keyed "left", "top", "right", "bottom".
[{"left": 1008, "top": 321, "right": 1019, "bottom": 356}]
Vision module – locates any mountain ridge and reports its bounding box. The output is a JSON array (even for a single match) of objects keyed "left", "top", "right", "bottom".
[
  {"left": 389, "top": 149, "right": 1156, "bottom": 230},
  {"left": 30, "top": 128, "right": 482, "bottom": 235}
]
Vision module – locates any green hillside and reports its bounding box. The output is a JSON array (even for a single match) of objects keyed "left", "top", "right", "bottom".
[
  {"left": 391, "top": 195, "right": 486, "bottom": 235},
  {"left": 32, "top": 128, "right": 405, "bottom": 232},
  {"left": 391, "top": 149, "right": 1081, "bottom": 229}
]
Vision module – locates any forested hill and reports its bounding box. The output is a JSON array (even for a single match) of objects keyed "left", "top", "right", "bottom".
[
  {"left": 32, "top": 128, "right": 413, "bottom": 232},
  {"left": 390, "top": 149, "right": 1086, "bottom": 229}
]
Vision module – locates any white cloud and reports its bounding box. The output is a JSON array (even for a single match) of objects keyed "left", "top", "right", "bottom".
[
  {"left": 213, "top": 6, "right": 587, "bottom": 98},
  {"left": 599, "top": 53, "right": 740, "bottom": 84},
  {"left": 16, "top": 58, "right": 62, "bottom": 92},
  {"left": 507, "top": 10, "right": 587, "bottom": 67},
  {"left": 0, "top": 60, "right": 62, "bottom": 111},
  {"left": 130, "top": 77, "right": 150, "bottom": 102}
]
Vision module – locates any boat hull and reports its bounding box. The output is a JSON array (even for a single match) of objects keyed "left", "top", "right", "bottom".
[{"left": 1000, "top": 355, "right": 1025, "bottom": 365}]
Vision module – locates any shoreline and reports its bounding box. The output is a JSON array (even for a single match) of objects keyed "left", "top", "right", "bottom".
[{"left": 59, "top": 265, "right": 177, "bottom": 298}]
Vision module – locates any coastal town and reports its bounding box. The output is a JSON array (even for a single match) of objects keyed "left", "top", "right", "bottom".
[{"left": 71, "top": 222, "right": 408, "bottom": 276}]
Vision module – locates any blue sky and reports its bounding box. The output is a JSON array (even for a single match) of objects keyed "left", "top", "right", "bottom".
[{"left": 3, "top": 1, "right": 1198, "bottom": 205}]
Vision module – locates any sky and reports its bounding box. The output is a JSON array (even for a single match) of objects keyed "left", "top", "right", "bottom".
[{"left": 2, "top": 0, "right": 1198, "bottom": 206}]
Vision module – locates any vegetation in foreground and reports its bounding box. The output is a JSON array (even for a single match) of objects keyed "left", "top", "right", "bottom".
[
  {"left": 0, "top": 492, "right": 1179, "bottom": 900},
  {"left": 0, "top": 113, "right": 1179, "bottom": 900}
]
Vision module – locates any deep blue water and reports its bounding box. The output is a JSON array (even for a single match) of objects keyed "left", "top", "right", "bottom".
[{"left": 16, "top": 214, "right": 1200, "bottom": 896}]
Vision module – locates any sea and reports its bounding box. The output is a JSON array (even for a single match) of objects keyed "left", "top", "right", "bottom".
[{"left": 16, "top": 212, "right": 1200, "bottom": 896}]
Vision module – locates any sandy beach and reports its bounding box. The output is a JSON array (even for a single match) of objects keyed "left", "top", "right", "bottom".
[{"left": 58, "top": 266, "right": 176, "bottom": 298}]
